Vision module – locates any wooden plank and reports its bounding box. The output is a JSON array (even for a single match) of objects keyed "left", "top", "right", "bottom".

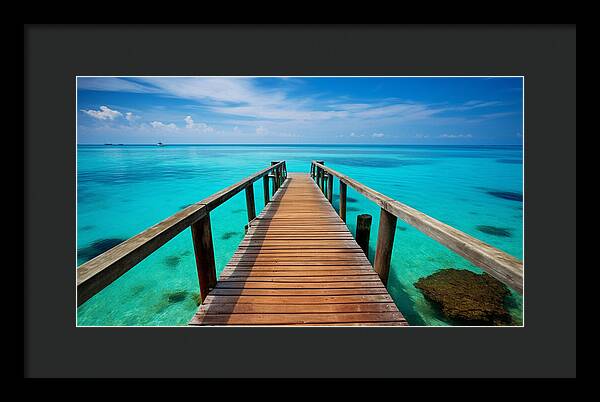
[
  {"left": 198, "top": 303, "right": 399, "bottom": 314},
  {"left": 207, "top": 288, "right": 391, "bottom": 296},
  {"left": 214, "top": 282, "right": 385, "bottom": 290},
  {"left": 204, "top": 292, "right": 392, "bottom": 301},
  {"left": 190, "top": 312, "right": 406, "bottom": 325},
  {"left": 220, "top": 269, "right": 377, "bottom": 277},
  {"left": 190, "top": 173, "right": 407, "bottom": 326},
  {"left": 226, "top": 260, "right": 374, "bottom": 266}
]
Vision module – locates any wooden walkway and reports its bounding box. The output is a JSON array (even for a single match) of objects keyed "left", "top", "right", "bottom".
[{"left": 189, "top": 173, "right": 408, "bottom": 326}]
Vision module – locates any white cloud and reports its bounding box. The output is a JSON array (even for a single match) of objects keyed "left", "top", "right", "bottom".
[
  {"left": 461, "top": 100, "right": 503, "bottom": 109},
  {"left": 77, "top": 78, "right": 513, "bottom": 140},
  {"left": 150, "top": 121, "right": 178, "bottom": 130},
  {"left": 184, "top": 116, "right": 214, "bottom": 132},
  {"left": 183, "top": 115, "right": 194, "bottom": 128},
  {"left": 90, "top": 78, "right": 357, "bottom": 122},
  {"left": 81, "top": 106, "right": 122, "bottom": 120},
  {"left": 125, "top": 112, "right": 138, "bottom": 121}
]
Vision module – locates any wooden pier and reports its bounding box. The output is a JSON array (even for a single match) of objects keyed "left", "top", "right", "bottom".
[
  {"left": 77, "top": 160, "right": 524, "bottom": 326},
  {"left": 190, "top": 173, "right": 407, "bottom": 326}
]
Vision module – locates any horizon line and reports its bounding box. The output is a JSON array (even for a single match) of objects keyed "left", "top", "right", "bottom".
[{"left": 77, "top": 143, "right": 522, "bottom": 146}]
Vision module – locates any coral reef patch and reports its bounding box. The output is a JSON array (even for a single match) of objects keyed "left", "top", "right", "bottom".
[
  {"left": 476, "top": 225, "right": 512, "bottom": 237},
  {"left": 414, "top": 268, "right": 512, "bottom": 325}
]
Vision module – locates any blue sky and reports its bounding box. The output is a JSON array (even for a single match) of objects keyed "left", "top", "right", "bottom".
[{"left": 77, "top": 77, "right": 523, "bottom": 145}]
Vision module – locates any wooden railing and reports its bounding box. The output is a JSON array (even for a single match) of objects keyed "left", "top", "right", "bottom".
[
  {"left": 77, "top": 161, "right": 288, "bottom": 306},
  {"left": 311, "top": 161, "right": 524, "bottom": 294}
]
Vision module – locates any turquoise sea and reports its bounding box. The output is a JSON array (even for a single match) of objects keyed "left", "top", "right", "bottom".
[{"left": 76, "top": 144, "right": 523, "bottom": 326}]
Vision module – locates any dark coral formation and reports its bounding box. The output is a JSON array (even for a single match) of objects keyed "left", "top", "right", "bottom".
[
  {"left": 487, "top": 191, "right": 523, "bottom": 202},
  {"left": 130, "top": 284, "right": 145, "bottom": 297},
  {"left": 333, "top": 194, "right": 359, "bottom": 203},
  {"left": 167, "top": 291, "right": 188, "bottom": 303},
  {"left": 476, "top": 225, "right": 512, "bottom": 237},
  {"left": 164, "top": 255, "right": 181, "bottom": 268},
  {"left": 78, "top": 238, "right": 126, "bottom": 262},
  {"left": 414, "top": 268, "right": 512, "bottom": 325},
  {"left": 221, "top": 231, "right": 240, "bottom": 240},
  {"left": 153, "top": 290, "right": 197, "bottom": 314}
]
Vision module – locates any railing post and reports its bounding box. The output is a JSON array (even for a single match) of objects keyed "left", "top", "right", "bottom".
[
  {"left": 191, "top": 213, "right": 217, "bottom": 303},
  {"left": 245, "top": 183, "right": 256, "bottom": 222},
  {"left": 316, "top": 161, "right": 324, "bottom": 190},
  {"left": 327, "top": 173, "right": 333, "bottom": 203},
  {"left": 263, "top": 174, "right": 270, "bottom": 205},
  {"left": 270, "top": 161, "right": 278, "bottom": 196},
  {"left": 339, "top": 181, "right": 347, "bottom": 222},
  {"left": 373, "top": 208, "right": 397, "bottom": 286},
  {"left": 317, "top": 168, "right": 323, "bottom": 190},
  {"left": 356, "top": 214, "right": 372, "bottom": 257},
  {"left": 277, "top": 165, "right": 282, "bottom": 188}
]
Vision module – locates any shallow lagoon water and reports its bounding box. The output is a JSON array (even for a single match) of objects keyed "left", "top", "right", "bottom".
[{"left": 77, "top": 145, "right": 523, "bottom": 326}]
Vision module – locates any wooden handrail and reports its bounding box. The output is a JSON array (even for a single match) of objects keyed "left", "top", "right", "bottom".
[
  {"left": 77, "top": 161, "right": 287, "bottom": 306},
  {"left": 311, "top": 161, "right": 524, "bottom": 294}
]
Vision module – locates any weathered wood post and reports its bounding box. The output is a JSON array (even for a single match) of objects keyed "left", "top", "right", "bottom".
[
  {"left": 316, "top": 161, "right": 324, "bottom": 190},
  {"left": 317, "top": 168, "right": 323, "bottom": 190},
  {"left": 339, "top": 181, "right": 347, "bottom": 222},
  {"left": 245, "top": 183, "right": 256, "bottom": 222},
  {"left": 191, "top": 214, "right": 217, "bottom": 303},
  {"left": 271, "top": 161, "right": 278, "bottom": 196},
  {"left": 327, "top": 172, "right": 333, "bottom": 203},
  {"left": 356, "top": 214, "right": 372, "bottom": 257},
  {"left": 278, "top": 165, "right": 283, "bottom": 187},
  {"left": 263, "top": 174, "right": 270, "bottom": 205},
  {"left": 373, "top": 208, "right": 398, "bottom": 286}
]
